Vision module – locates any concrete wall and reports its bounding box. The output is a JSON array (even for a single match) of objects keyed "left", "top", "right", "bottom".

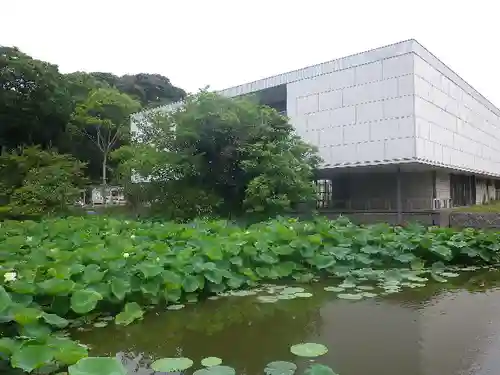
[
  {"left": 287, "top": 54, "right": 416, "bottom": 168},
  {"left": 413, "top": 50, "right": 500, "bottom": 177}
]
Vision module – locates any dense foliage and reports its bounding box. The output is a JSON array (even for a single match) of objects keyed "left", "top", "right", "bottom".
[
  {"left": 0, "top": 147, "right": 86, "bottom": 219},
  {"left": 1, "top": 45, "right": 185, "bottom": 183},
  {"left": 0, "top": 47, "right": 73, "bottom": 150},
  {"left": 114, "top": 92, "right": 321, "bottom": 219},
  {"left": 0, "top": 216, "right": 500, "bottom": 372}
]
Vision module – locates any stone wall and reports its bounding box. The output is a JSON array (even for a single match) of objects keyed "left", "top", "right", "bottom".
[{"left": 449, "top": 212, "right": 500, "bottom": 229}]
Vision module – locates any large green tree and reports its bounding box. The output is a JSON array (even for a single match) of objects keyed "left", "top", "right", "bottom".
[
  {"left": 87, "top": 72, "right": 186, "bottom": 108},
  {"left": 114, "top": 91, "right": 320, "bottom": 219},
  {"left": 0, "top": 46, "right": 73, "bottom": 150},
  {"left": 71, "top": 87, "right": 141, "bottom": 186}
]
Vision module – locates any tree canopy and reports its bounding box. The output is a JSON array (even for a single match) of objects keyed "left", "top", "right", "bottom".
[
  {"left": 1, "top": 46, "right": 186, "bottom": 184},
  {"left": 0, "top": 47, "right": 73, "bottom": 150},
  {"left": 113, "top": 91, "right": 321, "bottom": 219}
]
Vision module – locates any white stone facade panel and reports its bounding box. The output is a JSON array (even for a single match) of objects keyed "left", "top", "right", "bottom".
[
  {"left": 287, "top": 54, "right": 416, "bottom": 167},
  {"left": 413, "top": 54, "right": 500, "bottom": 176}
]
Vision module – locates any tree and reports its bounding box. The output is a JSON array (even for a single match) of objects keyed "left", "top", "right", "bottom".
[
  {"left": 0, "top": 147, "right": 86, "bottom": 217},
  {"left": 0, "top": 47, "right": 73, "bottom": 150},
  {"left": 113, "top": 91, "right": 320, "bottom": 219},
  {"left": 71, "top": 88, "right": 141, "bottom": 187},
  {"left": 116, "top": 73, "right": 187, "bottom": 108}
]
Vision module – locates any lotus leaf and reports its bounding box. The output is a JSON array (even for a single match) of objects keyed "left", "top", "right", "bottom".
[
  {"left": 304, "top": 364, "right": 339, "bottom": 375},
  {"left": 70, "top": 290, "right": 103, "bottom": 314},
  {"left": 115, "top": 302, "right": 144, "bottom": 326},
  {"left": 11, "top": 344, "right": 54, "bottom": 372},
  {"left": 194, "top": 365, "right": 236, "bottom": 375},
  {"left": 356, "top": 285, "right": 375, "bottom": 291},
  {"left": 290, "top": 342, "right": 328, "bottom": 357},
  {"left": 151, "top": 357, "right": 194, "bottom": 371},
  {"left": 257, "top": 296, "right": 279, "bottom": 303},
  {"left": 337, "top": 293, "right": 364, "bottom": 300},
  {"left": 68, "top": 357, "right": 127, "bottom": 375},
  {"left": 294, "top": 292, "right": 313, "bottom": 298},
  {"left": 167, "top": 304, "right": 185, "bottom": 310},
  {"left": 264, "top": 361, "right": 297, "bottom": 375},
  {"left": 201, "top": 356, "right": 223, "bottom": 367}
]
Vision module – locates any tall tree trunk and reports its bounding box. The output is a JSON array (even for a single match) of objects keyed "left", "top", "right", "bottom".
[{"left": 101, "top": 152, "right": 107, "bottom": 205}]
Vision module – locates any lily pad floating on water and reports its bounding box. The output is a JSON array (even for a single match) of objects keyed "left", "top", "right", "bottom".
[
  {"left": 294, "top": 292, "right": 313, "bottom": 298},
  {"left": 68, "top": 357, "right": 127, "bottom": 375},
  {"left": 93, "top": 321, "right": 108, "bottom": 328},
  {"left": 257, "top": 295, "right": 279, "bottom": 303},
  {"left": 166, "top": 304, "right": 185, "bottom": 311},
  {"left": 356, "top": 285, "right": 375, "bottom": 291},
  {"left": 323, "top": 286, "right": 345, "bottom": 292},
  {"left": 201, "top": 357, "right": 223, "bottom": 367},
  {"left": 264, "top": 361, "right": 297, "bottom": 375},
  {"left": 151, "top": 357, "right": 194, "bottom": 372},
  {"left": 361, "top": 292, "right": 377, "bottom": 298},
  {"left": 304, "top": 364, "right": 339, "bottom": 375},
  {"left": 439, "top": 272, "right": 460, "bottom": 278},
  {"left": 276, "top": 294, "right": 297, "bottom": 300},
  {"left": 281, "top": 287, "right": 305, "bottom": 295},
  {"left": 337, "top": 293, "right": 363, "bottom": 300},
  {"left": 290, "top": 342, "right": 328, "bottom": 357},
  {"left": 227, "top": 290, "right": 257, "bottom": 297},
  {"left": 194, "top": 365, "right": 236, "bottom": 375}
]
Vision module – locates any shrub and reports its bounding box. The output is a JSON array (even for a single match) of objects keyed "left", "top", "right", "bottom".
[{"left": 0, "top": 146, "right": 87, "bottom": 218}]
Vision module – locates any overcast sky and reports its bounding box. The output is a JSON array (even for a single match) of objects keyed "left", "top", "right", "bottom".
[{"left": 1, "top": 1, "right": 498, "bottom": 106}]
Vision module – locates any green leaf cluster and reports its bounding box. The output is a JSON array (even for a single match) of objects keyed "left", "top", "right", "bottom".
[{"left": 0, "top": 216, "right": 497, "bottom": 371}]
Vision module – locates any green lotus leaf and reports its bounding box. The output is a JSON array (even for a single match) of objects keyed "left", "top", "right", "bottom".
[
  {"left": 42, "top": 312, "right": 69, "bottom": 328},
  {"left": 439, "top": 272, "right": 460, "bottom": 278},
  {"left": 0, "top": 286, "right": 12, "bottom": 311},
  {"left": 68, "top": 357, "right": 127, "bottom": 375},
  {"left": 166, "top": 303, "right": 184, "bottom": 310},
  {"left": 281, "top": 287, "right": 305, "bottom": 295},
  {"left": 70, "top": 290, "right": 103, "bottom": 314},
  {"left": 12, "top": 306, "right": 42, "bottom": 325},
  {"left": 264, "top": 361, "right": 297, "bottom": 375},
  {"left": 0, "top": 337, "right": 20, "bottom": 359},
  {"left": 294, "top": 292, "right": 313, "bottom": 298},
  {"left": 194, "top": 365, "right": 236, "bottom": 375},
  {"left": 356, "top": 285, "right": 375, "bottom": 291},
  {"left": 48, "top": 337, "right": 88, "bottom": 365},
  {"left": 290, "top": 342, "right": 328, "bottom": 357},
  {"left": 11, "top": 344, "right": 54, "bottom": 372},
  {"left": 337, "top": 293, "right": 363, "bottom": 300},
  {"left": 323, "top": 286, "right": 345, "bottom": 292},
  {"left": 304, "top": 364, "right": 339, "bottom": 375},
  {"left": 183, "top": 275, "right": 201, "bottom": 293},
  {"left": 201, "top": 356, "right": 223, "bottom": 367},
  {"left": 115, "top": 302, "right": 144, "bottom": 326},
  {"left": 151, "top": 357, "right": 194, "bottom": 371},
  {"left": 110, "top": 278, "right": 130, "bottom": 300},
  {"left": 39, "top": 278, "right": 75, "bottom": 295}
]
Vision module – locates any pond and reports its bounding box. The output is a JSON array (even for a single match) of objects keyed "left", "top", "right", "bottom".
[{"left": 73, "top": 270, "right": 500, "bottom": 375}]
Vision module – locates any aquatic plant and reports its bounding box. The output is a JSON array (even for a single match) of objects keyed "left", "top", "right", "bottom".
[{"left": 0, "top": 216, "right": 498, "bottom": 372}]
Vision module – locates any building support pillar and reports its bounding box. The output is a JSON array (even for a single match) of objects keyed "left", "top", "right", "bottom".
[{"left": 396, "top": 167, "right": 402, "bottom": 225}]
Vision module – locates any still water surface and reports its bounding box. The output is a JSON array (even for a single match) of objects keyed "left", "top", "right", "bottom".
[{"left": 75, "top": 271, "right": 500, "bottom": 375}]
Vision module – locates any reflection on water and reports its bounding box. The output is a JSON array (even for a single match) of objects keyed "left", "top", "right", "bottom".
[{"left": 74, "top": 271, "right": 500, "bottom": 375}]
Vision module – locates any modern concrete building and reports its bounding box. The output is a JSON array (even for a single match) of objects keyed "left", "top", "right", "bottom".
[
  {"left": 134, "top": 39, "right": 500, "bottom": 220},
  {"left": 215, "top": 39, "right": 500, "bottom": 215}
]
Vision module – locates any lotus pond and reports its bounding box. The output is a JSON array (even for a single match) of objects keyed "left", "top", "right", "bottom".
[{"left": 2, "top": 216, "right": 500, "bottom": 375}]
